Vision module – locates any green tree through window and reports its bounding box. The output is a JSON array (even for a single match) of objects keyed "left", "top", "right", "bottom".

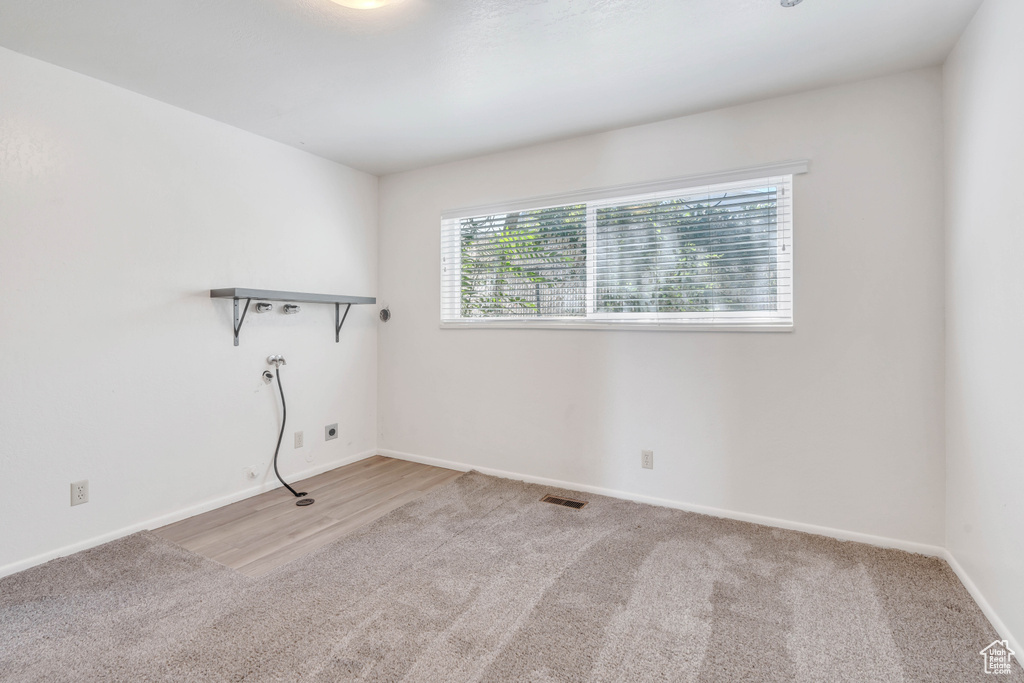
[
  {"left": 443, "top": 173, "right": 793, "bottom": 327},
  {"left": 459, "top": 205, "right": 586, "bottom": 317},
  {"left": 593, "top": 187, "right": 779, "bottom": 314}
]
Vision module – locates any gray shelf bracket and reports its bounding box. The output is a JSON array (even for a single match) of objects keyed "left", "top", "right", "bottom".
[
  {"left": 233, "top": 298, "right": 252, "bottom": 347},
  {"left": 211, "top": 288, "right": 375, "bottom": 346},
  {"left": 335, "top": 303, "right": 352, "bottom": 343}
]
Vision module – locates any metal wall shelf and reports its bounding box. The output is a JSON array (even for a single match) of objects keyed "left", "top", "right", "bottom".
[{"left": 210, "top": 288, "right": 376, "bottom": 346}]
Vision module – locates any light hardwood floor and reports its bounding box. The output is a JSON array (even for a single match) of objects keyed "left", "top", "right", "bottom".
[{"left": 153, "top": 456, "right": 462, "bottom": 577}]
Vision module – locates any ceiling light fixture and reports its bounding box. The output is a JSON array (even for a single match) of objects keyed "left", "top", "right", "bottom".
[
  {"left": 329, "top": 0, "right": 398, "bottom": 8},
  {"left": 781, "top": 0, "right": 804, "bottom": 6}
]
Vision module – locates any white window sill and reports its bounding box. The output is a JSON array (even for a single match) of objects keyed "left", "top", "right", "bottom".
[{"left": 439, "top": 319, "right": 794, "bottom": 332}]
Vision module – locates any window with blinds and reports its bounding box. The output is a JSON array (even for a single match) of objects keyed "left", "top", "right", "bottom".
[{"left": 441, "top": 172, "right": 794, "bottom": 329}]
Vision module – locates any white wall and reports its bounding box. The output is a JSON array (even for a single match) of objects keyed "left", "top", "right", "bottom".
[
  {"left": 378, "top": 69, "right": 947, "bottom": 547},
  {"left": 5, "top": 16, "right": 1016, "bottom": 644},
  {"left": 0, "top": 47, "right": 378, "bottom": 573},
  {"left": 944, "top": 0, "right": 1024, "bottom": 650}
]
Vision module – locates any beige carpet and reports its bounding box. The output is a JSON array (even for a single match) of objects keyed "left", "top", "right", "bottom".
[{"left": 0, "top": 472, "right": 1018, "bottom": 682}]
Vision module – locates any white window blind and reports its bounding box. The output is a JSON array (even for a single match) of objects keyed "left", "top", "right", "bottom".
[{"left": 441, "top": 169, "right": 796, "bottom": 330}]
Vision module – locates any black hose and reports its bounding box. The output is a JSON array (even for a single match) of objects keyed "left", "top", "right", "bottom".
[{"left": 271, "top": 367, "right": 306, "bottom": 498}]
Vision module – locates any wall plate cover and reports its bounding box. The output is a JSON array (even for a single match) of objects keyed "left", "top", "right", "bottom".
[
  {"left": 641, "top": 450, "right": 654, "bottom": 470},
  {"left": 325, "top": 423, "right": 339, "bottom": 441},
  {"left": 71, "top": 480, "right": 89, "bottom": 506}
]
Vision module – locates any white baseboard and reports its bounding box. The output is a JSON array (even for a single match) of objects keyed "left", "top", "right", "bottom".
[
  {"left": 378, "top": 448, "right": 946, "bottom": 557},
  {"left": 942, "top": 550, "right": 1022, "bottom": 658},
  {"left": 382, "top": 448, "right": 1024, "bottom": 655},
  {"left": 0, "top": 449, "right": 377, "bottom": 579},
  {"left": 6, "top": 444, "right": 1017, "bottom": 662}
]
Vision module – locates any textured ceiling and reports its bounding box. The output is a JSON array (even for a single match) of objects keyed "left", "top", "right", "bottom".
[{"left": 0, "top": 0, "right": 982, "bottom": 174}]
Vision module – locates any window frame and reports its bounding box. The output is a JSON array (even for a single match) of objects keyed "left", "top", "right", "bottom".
[{"left": 440, "top": 161, "right": 806, "bottom": 332}]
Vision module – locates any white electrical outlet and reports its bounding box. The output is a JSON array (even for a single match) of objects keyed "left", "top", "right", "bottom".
[
  {"left": 641, "top": 450, "right": 654, "bottom": 470},
  {"left": 71, "top": 480, "right": 89, "bottom": 506},
  {"left": 294, "top": 431, "right": 304, "bottom": 449}
]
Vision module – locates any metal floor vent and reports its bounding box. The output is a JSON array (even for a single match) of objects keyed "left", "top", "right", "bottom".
[{"left": 540, "top": 494, "right": 588, "bottom": 509}]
